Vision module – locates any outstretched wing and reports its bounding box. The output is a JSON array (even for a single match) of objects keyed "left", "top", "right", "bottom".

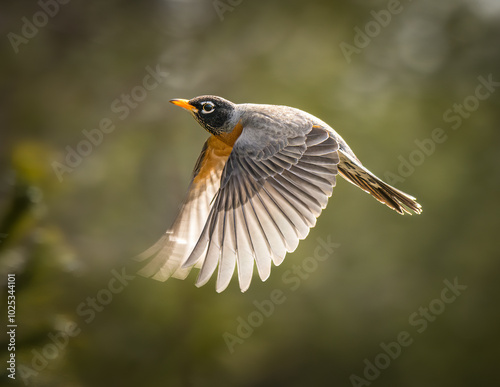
[
  {"left": 183, "top": 125, "right": 339, "bottom": 292},
  {"left": 136, "top": 137, "right": 230, "bottom": 281}
]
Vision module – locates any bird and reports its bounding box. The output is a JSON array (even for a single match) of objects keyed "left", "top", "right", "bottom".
[{"left": 136, "top": 95, "right": 422, "bottom": 292}]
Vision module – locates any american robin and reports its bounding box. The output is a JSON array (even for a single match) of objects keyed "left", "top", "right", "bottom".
[{"left": 137, "top": 95, "right": 422, "bottom": 292}]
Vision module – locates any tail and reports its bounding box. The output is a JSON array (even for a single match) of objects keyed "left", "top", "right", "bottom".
[{"left": 338, "top": 150, "right": 422, "bottom": 215}]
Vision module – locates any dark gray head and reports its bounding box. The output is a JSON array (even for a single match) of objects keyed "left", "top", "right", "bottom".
[{"left": 170, "top": 95, "right": 240, "bottom": 135}]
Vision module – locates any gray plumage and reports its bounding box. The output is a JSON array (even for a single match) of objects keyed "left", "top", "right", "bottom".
[{"left": 136, "top": 96, "right": 422, "bottom": 292}]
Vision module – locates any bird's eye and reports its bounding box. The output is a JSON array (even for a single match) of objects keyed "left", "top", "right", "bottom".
[{"left": 201, "top": 102, "right": 215, "bottom": 114}]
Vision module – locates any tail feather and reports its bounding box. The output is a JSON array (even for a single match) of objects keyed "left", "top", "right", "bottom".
[{"left": 338, "top": 150, "right": 422, "bottom": 215}]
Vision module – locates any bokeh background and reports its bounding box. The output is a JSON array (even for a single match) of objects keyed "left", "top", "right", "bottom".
[{"left": 1, "top": 0, "right": 500, "bottom": 386}]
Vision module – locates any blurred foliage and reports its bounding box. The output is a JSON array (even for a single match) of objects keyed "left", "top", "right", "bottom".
[{"left": 1, "top": 0, "right": 500, "bottom": 386}]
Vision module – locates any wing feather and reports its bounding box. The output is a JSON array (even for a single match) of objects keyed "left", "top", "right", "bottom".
[
  {"left": 139, "top": 122, "right": 340, "bottom": 292},
  {"left": 136, "top": 138, "right": 229, "bottom": 281},
  {"left": 232, "top": 173, "right": 274, "bottom": 280},
  {"left": 182, "top": 124, "right": 339, "bottom": 291}
]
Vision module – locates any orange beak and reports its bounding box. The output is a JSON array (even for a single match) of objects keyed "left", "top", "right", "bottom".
[{"left": 170, "top": 98, "right": 196, "bottom": 112}]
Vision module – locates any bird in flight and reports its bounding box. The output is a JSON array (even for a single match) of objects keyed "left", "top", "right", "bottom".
[{"left": 136, "top": 96, "right": 422, "bottom": 292}]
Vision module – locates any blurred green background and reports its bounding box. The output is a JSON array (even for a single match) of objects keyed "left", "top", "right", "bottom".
[{"left": 1, "top": 0, "right": 500, "bottom": 386}]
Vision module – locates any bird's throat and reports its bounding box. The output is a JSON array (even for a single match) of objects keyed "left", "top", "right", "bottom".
[{"left": 215, "top": 121, "right": 244, "bottom": 147}]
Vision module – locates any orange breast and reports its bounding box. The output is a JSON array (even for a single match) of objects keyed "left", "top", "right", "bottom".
[
  {"left": 216, "top": 121, "right": 243, "bottom": 147},
  {"left": 192, "top": 121, "right": 243, "bottom": 185}
]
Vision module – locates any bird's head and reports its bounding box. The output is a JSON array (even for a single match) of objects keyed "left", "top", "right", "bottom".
[{"left": 170, "top": 95, "right": 240, "bottom": 136}]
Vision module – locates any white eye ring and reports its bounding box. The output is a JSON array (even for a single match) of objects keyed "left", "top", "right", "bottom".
[{"left": 201, "top": 102, "right": 215, "bottom": 114}]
